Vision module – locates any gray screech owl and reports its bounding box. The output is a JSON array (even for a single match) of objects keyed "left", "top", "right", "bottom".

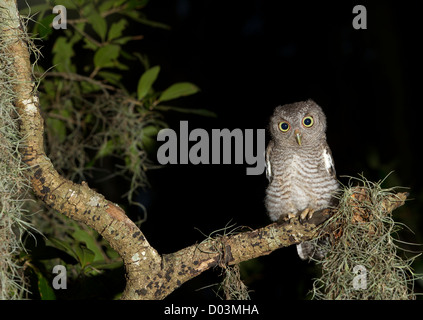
[{"left": 265, "top": 99, "right": 339, "bottom": 260}]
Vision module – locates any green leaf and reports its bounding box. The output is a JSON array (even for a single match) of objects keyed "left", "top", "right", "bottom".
[
  {"left": 43, "top": 80, "right": 58, "bottom": 99},
  {"left": 118, "top": 49, "right": 135, "bottom": 61},
  {"left": 137, "top": 66, "right": 160, "bottom": 100},
  {"left": 141, "top": 136, "right": 155, "bottom": 154},
  {"left": 75, "top": 244, "right": 96, "bottom": 268},
  {"left": 52, "top": 32, "right": 80, "bottom": 70},
  {"left": 93, "top": 44, "right": 120, "bottom": 68},
  {"left": 142, "top": 125, "right": 160, "bottom": 137},
  {"left": 84, "top": 113, "right": 93, "bottom": 125},
  {"left": 37, "top": 273, "right": 56, "bottom": 300},
  {"left": 86, "top": 6, "right": 107, "bottom": 41},
  {"left": 72, "top": 23, "right": 85, "bottom": 40},
  {"left": 128, "top": 0, "right": 149, "bottom": 10},
  {"left": 155, "top": 105, "right": 217, "bottom": 117},
  {"left": 112, "top": 36, "right": 135, "bottom": 45},
  {"left": 80, "top": 81, "right": 101, "bottom": 94},
  {"left": 99, "top": 0, "right": 117, "bottom": 13},
  {"left": 113, "top": 0, "right": 128, "bottom": 7},
  {"left": 55, "top": 0, "right": 78, "bottom": 10},
  {"left": 141, "top": 125, "right": 161, "bottom": 154},
  {"left": 95, "top": 139, "right": 115, "bottom": 159},
  {"left": 108, "top": 19, "right": 128, "bottom": 41},
  {"left": 159, "top": 82, "right": 200, "bottom": 102},
  {"left": 83, "top": 37, "right": 99, "bottom": 51},
  {"left": 115, "top": 61, "right": 129, "bottom": 70},
  {"left": 106, "top": 246, "right": 120, "bottom": 260},
  {"left": 123, "top": 11, "right": 170, "bottom": 29},
  {"left": 52, "top": 36, "right": 75, "bottom": 72},
  {"left": 49, "top": 238, "right": 78, "bottom": 261},
  {"left": 72, "top": 229, "right": 104, "bottom": 262},
  {"left": 38, "top": 14, "right": 55, "bottom": 38},
  {"left": 98, "top": 71, "right": 122, "bottom": 86}
]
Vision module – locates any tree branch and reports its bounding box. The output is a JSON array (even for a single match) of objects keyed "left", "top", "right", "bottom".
[
  {"left": 2, "top": 0, "right": 161, "bottom": 299},
  {"left": 36, "top": 71, "right": 116, "bottom": 94},
  {"left": 2, "top": 1, "right": 409, "bottom": 300}
]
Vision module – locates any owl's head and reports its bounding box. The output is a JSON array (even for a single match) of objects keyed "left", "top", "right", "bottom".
[{"left": 269, "top": 99, "right": 327, "bottom": 147}]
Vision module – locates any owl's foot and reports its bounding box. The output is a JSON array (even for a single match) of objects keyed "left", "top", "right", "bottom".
[
  {"left": 287, "top": 212, "right": 296, "bottom": 220},
  {"left": 277, "top": 212, "right": 297, "bottom": 224},
  {"left": 300, "top": 208, "right": 315, "bottom": 222}
]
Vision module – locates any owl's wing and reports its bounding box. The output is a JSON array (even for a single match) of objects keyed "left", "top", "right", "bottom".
[
  {"left": 322, "top": 145, "right": 336, "bottom": 177},
  {"left": 265, "top": 140, "right": 274, "bottom": 181}
]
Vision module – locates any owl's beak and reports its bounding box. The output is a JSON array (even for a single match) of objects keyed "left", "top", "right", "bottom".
[{"left": 294, "top": 129, "right": 302, "bottom": 146}]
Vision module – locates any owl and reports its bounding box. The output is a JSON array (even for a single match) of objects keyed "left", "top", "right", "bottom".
[{"left": 265, "top": 99, "right": 339, "bottom": 260}]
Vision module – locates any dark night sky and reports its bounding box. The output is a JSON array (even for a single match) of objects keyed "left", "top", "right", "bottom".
[{"left": 122, "top": 1, "right": 423, "bottom": 299}]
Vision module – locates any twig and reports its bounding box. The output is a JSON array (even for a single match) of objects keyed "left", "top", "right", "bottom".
[{"left": 37, "top": 71, "right": 116, "bottom": 95}]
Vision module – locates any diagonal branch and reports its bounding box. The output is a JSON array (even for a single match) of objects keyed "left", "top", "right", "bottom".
[
  {"left": 123, "top": 188, "right": 407, "bottom": 300},
  {"left": 2, "top": 0, "right": 161, "bottom": 298}
]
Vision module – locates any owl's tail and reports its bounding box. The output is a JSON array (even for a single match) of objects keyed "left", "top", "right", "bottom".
[{"left": 296, "top": 238, "right": 329, "bottom": 261}]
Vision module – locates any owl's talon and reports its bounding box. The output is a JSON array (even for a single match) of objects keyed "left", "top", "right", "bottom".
[
  {"left": 278, "top": 212, "right": 296, "bottom": 224},
  {"left": 300, "top": 208, "right": 309, "bottom": 221},
  {"left": 300, "top": 208, "right": 315, "bottom": 222}
]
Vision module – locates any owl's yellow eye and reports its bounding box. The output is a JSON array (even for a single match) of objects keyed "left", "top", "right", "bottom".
[
  {"left": 278, "top": 121, "right": 290, "bottom": 132},
  {"left": 302, "top": 116, "right": 314, "bottom": 128}
]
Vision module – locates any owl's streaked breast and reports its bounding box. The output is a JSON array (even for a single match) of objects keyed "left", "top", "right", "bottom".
[{"left": 265, "top": 144, "right": 338, "bottom": 221}]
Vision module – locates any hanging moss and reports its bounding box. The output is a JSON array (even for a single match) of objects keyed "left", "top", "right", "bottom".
[
  {"left": 312, "top": 175, "right": 418, "bottom": 300},
  {"left": 0, "top": 8, "right": 36, "bottom": 299}
]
